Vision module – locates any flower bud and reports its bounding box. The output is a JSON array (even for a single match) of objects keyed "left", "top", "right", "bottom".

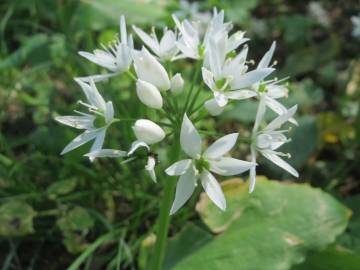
[
  {"left": 133, "top": 119, "right": 165, "bottom": 145},
  {"left": 132, "top": 48, "right": 170, "bottom": 91},
  {"left": 170, "top": 73, "right": 184, "bottom": 94},
  {"left": 136, "top": 80, "right": 163, "bottom": 109},
  {"left": 204, "top": 98, "right": 225, "bottom": 116}
]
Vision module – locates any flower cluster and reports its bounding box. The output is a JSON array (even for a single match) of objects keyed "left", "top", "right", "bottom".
[{"left": 55, "top": 8, "right": 299, "bottom": 214}]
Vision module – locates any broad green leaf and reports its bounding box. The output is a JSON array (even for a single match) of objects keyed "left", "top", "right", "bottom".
[
  {"left": 0, "top": 201, "right": 36, "bottom": 236},
  {"left": 292, "top": 246, "right": 360, "bottom": 270},
  {"left": 163, "top": 223, "right": 213, "bottom": 270},
  {"left": 338, "top": 196, "right": 360, "bottom": 254},
  {"left": 172, "top": 177, "right": 350, "bottom": 270}
]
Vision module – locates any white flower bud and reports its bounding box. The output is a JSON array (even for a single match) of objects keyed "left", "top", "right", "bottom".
[
  {"left": 133, "top": 119, "right": 165, "bottom": 145},
  {"left": 132, "top": 48, "right": 170, "bottom": 91},
  {"left": 170, "top": 73, "right": 184, "bottom": 95},
  {"left": 136, "top": 80, "right": 163, "bottom": 109},
  {"left": 204, "top": 98, "right": 225, "bottom": 116}
]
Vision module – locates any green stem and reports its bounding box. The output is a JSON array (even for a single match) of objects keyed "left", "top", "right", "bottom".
[
  {"left": 187, "top": 82, "right": 204, "bottom": 114},
  {"left": 182, "top": 61, "right": 202, "bottom": 115},
  {"left": 149, "top": 134, "right": 180, "bottom": 270}
]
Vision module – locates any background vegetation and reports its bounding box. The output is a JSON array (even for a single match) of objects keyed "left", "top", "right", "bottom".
[{"left": 0, "top": 0, "right": 359, "bottom": 269}]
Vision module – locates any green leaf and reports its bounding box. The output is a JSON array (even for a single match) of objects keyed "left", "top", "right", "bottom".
[
  {"left": 338, "top": 195, "right": 360, "bottom": 254},
  {"left": 163, "top": 223, "right": 213, "bottom": 270},
  {"left": 0, "top": 34, "right": 48, "bottom": 70},
  {"left": 0, "top": 201, "right": 36, "bottom": 236},
  {"left": 47, "top": 178, "right": 77, "bottom": 198},
  {"left": 279, "top": 36, "right": 340, "bottom": 77},
  {"left": 172, "top": 177, "right": 351, "bottom": 270},
  {"left": 57, "top": 206, "right": 95, "bottom": 253},
  {"left": 57, "top": 206, "right": 94, "bottom": 232},
  {"left": 75, "top": 0, "right": 169, "bottom": 31},
  {"left": 292, "top": 246, "right": 360, "bottom": 270}
]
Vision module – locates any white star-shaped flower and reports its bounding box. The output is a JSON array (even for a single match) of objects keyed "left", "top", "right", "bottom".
[
  {"left": 249, "top": 97, "right": 299, "bottom": 192},
  {"left": 55, "top": 79, "right": 115, "bottom": 161},
  {"left": 165, "top": 114, "right": 255, "bottom": 214},
  {"left": 132, "top": 26, "right": 179, "bottom": 61},
  {"left": 202, "top": 34, "right": 274, "bottom": 115},
  {"left": 78, "top": 16, "right": 133, "bottom": 82}
]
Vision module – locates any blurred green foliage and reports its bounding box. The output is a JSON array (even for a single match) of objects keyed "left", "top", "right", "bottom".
[{"left": 0, "top": 0, "right": 359, "bottom": 269}]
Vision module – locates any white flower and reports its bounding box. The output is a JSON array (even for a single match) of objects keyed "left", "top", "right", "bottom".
[
  {"left": 127, "top": 140, "right": 158, "bottom": 182},
  {"left": 170, "top": 73, "right": 184, "bottom": 94},
  {"left": 351, "top": 15, "right": 360, "bottom": 38},
  {"left": 175, "top": 0, "right": 212, "bottom": 35},
  {"left": 173, "top": 8, "right": 247, "bottom": 61},
  {"left": 165, "top": 114, "right": 255, "bottom": 214},
  {"left": 202, "top": 34, "right": 274, "bottom": 115},
  {"left": 85, "top": 140, "right": 159, "bottom": 182},
  {"left": 136, "top": 80, "right": 163, "bottom": 109},
  {"left": 132, "top": 26, "right": 179, "bottom": 61},
  {"left": 55, "top": 79, "right": 114, "bottom": 161},
  {"left": 172, "top": 14, "right": 201, "bottom": 59},
  {"left": 78, "top": 16, "right": 133, "bottom": 81},
  {"left": 249, "top": 97, "right": 299, "bottom": 192},
  {"left": 132, "top": 48, "right": 170, "bottom": 91},
  {"left": 133, "top": 119, "right": 165, "bottom": 145},
  {"left": 252, "top": 42, "right": 298, "bottom": 125}
]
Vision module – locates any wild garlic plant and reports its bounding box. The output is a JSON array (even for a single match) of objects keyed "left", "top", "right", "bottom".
[{"left": 55, "top": 8, "right": 299, "bottom": 270}]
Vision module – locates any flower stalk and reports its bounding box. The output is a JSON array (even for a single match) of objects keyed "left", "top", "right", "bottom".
[{"left": 149, "top": 133, "right": 180, "bottom": 270}]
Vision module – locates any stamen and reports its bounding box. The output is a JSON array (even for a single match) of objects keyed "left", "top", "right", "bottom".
[
  {"left": 89, "top": 108, "right": 104, "bottom": 117},
  {"left": 78, "top": 100, "right": 97, "bottom": 110}
]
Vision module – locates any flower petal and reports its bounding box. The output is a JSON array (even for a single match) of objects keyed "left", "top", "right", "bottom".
[
  {"left": 60, "top": 129, "right": 100, "bottom": 155},
  {"left": 180, "top": 114, "right": 202, "bottom": 158},
  {"left": 88, "top": 129, "right": 106, "bottom": 161},
  {"left": 204, "top": 133, "right": 238, "bottom": 159},
  {"left": 231, "top": 68, "right": 274, "bottom": 89},
  {"left": 204, "top": 98, "right": 225, "bottom": 116},
  {"left": 249, "top": 146, "right": 257, "bottom": 193},
  {"left": 132, "top": 25, "right": 160, "bottom": 56},
  {"left": 253, "top": 95, "right": 266, "bottom": 132},
  {"left": 170, "top": 167, "right": 197, "bottom": 215},
  {"left": 209, "top": 157, "right": 255, "bottom": 176},
  {"left": 128, "top": 140, "right": 150, "bottom": 156},
  {"left": 265, "top": 96, "right": 298, "bottom": 126},
  {"left": 85, "top": 149, "right": 127, "bottom": 158},
  {"left": 104, "top": 101, "right": 114, "bottom": 124},
  {"left": 263, "top": 105, "right": 298, "bottom": 131},
  {"left": 55, "top": 115, "right": 95, "bottom": 130},
  {"left": 200, "top": 170, "right": 226, "bottom": 211},
  {"left": 165, "top": 159, "right": 193, "bottom": 176},
  {"left": 202, "top": 67, "right": 216, "bottom": 91},
  {"left": 257, "top": 41, "right": 276, "bottom": 69},
  {"left": 145, "top": 156, "right": 157, "bottom": 182},
  {"left": 75, "top": 78, "right": 106, "bottom": 111},
  {"left": 261, "top": 150, "right": 299, "bottom": 177},
  {"left": 225, "top": 89, "right": 257, "bottom": 100}
]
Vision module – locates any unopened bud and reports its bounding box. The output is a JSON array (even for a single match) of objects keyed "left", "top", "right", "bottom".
[
  {"left": 170, "top": 73, "right": 184, "bottom": 95},
  {"left": 136, "top": 80, "right": 163, "bottom": 109},
  {"left": 133, "top": 119, "right": 165, "bottom": 145}
]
